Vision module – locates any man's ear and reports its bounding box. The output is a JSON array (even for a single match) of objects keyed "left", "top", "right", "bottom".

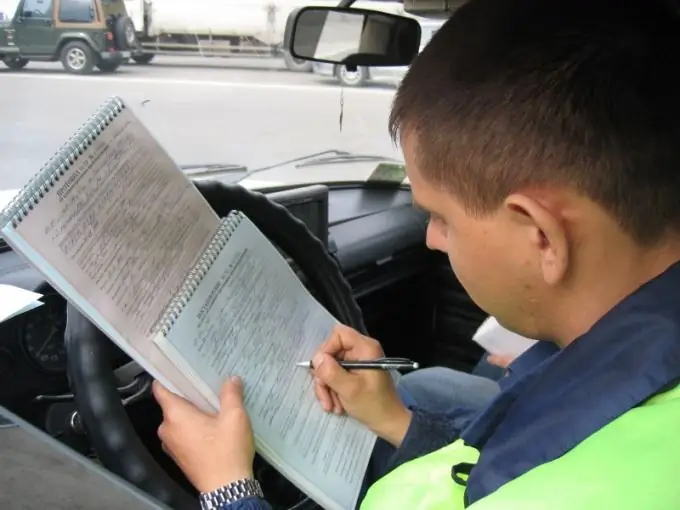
[{"left": 503, "top": 193, "right": 570, "bottom": 286}]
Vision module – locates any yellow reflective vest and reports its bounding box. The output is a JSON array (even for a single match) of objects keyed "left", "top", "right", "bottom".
[{"left": 361, "top": 384, "right": 680, "bottom": 510}]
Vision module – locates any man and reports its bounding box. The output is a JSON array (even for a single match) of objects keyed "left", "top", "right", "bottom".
[{"left": 151, "top": 0, "right": 680, "bottom": 508}]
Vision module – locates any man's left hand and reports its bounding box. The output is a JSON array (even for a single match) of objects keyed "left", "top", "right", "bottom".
[
  {"left": 487, "top": 354, "right": 515, "bottom": 369},
  {"left": 152, "top": 376, "right": 255, "bottom": 493}
]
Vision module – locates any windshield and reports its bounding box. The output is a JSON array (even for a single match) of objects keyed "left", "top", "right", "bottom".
[{"left": 0, "top": 1, "right": 443, "bottom": 194}]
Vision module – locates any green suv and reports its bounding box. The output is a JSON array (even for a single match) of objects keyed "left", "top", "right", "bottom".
[{"left": 0, "top": 0, "right": 140, "bottom": 74}]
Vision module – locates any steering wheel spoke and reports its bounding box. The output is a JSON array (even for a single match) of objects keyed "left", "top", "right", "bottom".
[
  {"left": 34, "top": 369, "right": 151, "bottom": 404},
  {"left": 114, "top": 360, "right": 146, "bottom": 387}
]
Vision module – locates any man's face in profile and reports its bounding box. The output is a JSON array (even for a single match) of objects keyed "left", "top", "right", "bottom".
[{"left": 403, "top": 132, "right": 546, "bottom": 338}]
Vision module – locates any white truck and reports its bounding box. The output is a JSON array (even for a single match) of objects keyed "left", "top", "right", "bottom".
[{"left": 123, "top": 0, "right": 410, "bottom": 70}]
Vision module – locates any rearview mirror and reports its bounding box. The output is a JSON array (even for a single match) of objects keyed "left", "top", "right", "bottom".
[{"left": 287, "top": 7, "right": 421, "bottom": 67}]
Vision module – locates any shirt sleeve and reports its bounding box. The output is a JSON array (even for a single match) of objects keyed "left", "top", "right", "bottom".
[
  {"left": 377, "top": 405, "right": 479, "bottom": 477},
  {"left": 214, "top": 496, "right": 274, "bottom": 510}
]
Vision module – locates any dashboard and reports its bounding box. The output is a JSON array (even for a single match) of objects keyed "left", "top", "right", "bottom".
[{"left": 0, "top": 182, "right": 429, "bottom": 429}]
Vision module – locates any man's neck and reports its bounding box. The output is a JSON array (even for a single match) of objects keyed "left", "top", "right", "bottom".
[{"left": 550, "top": 240, "right": 680, "bottom": 348}]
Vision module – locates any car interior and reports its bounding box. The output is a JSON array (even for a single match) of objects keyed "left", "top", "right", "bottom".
[
  {"left": 0, "top": 404, "right": 167, "bottom": 509},
  {"left": 0, "top": 2, "right": 491, "bottom": 510},
  {"left": 0, "top": 180, "right": 490, "bottom": 510}
]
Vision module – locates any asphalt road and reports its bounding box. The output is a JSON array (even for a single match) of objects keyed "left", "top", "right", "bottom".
[{"left": 0, "top": 56, "right": 401, "bottom": 190}]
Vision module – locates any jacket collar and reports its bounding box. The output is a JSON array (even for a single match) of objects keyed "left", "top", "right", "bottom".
[{"left": 461, "top": 260, "right": 680, "bottom": 504}]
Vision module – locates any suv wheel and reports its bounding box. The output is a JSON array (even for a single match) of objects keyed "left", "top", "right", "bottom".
[
  {"left": 97, "top": 61, "right": 120, "bottom": 73},
  {"left": 60, "top": 41, "right": 94, "bottom": 74},
  {"left": 133, "top": 53, "right": 154, "bottom": 65},
  {"left": 3, "top": 57, "right": 28, "bottom": 70}
]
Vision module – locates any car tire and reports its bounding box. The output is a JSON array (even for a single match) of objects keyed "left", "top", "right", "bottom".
[
  {"left": 335, "top": 65, "right": 368, "bottom": 87},
  {"left": 282, "top": 50, "right": 312, "bottom": 72},
  {"left": 2, "top": 57, "right": 28, "bottom": 69},
  {"left": 132, "top": 53, "right": 154, "bottom": 64},
  {"left": 97, "top": 61, "right": 120, "bottom": 73},
  {"left": 60, "top": 41, "right": 95, "bottom": 74}
]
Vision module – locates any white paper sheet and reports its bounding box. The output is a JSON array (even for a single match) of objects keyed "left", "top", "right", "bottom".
[
  {"left": 0, "top": 284, "right": 43, "bottom": 324},
  {"left": 473, "top": 316, "right": 537, "bottom": 358}
]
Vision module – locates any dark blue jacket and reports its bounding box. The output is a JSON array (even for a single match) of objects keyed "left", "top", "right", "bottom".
[{"left": 216, "top": 260, "right": 680, "bottom": 509}]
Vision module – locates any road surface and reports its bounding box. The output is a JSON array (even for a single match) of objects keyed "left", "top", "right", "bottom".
[{"left": 0, "top": 56, "right": 401, "bottom": 190}]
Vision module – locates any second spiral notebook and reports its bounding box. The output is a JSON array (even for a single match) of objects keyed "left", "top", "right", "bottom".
[{"left": 0, "top": 96, "right": 376, "bottom": 510}]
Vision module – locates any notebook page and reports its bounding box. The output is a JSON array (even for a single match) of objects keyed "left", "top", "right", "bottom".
[
  {"left": 0, "top": 284, "right": 43, "bottom": 324},
  {"left": 0, "top": 105, "right": 220, "bottom": 409},
  {"left": 153, "top": 214, "right": 377, "bottom": 510}
]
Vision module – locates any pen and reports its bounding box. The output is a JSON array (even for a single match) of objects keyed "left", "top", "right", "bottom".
[{"left": 296, "top": 357, "right": 420, "bottom": 371}]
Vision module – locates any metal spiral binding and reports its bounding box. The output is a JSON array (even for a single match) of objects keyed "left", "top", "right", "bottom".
[
  {"left": 156, "top": 211, "right": 246, "bottom": 337},
  {"left": 0, "top": 96, "right": 126, "bottom": 229}
]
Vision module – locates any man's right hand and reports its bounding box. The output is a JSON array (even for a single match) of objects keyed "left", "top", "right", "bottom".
[{"left": 310, "top": 324, "right": 412, "bottom": 447}]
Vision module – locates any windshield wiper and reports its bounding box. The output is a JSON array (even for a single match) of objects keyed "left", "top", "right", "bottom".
[
  {"left": 253, "top": 150, "right": 401, "bottom": 171},
  {"left": 179, "top": 163, "right": 248, "bottom": 178},
  {"left": 296, "top": 152, "right": 400, "bottom": 168},
  {"left": 177, "top": 150, "right": 403, "bottom": 184},
  {"left": 179, "top": 163, "right": 248, "bottom": 182}
]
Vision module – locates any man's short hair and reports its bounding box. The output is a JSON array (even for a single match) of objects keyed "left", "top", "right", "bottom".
[{"left": 390, "top": 0, "right": 680, "bottom": 245}]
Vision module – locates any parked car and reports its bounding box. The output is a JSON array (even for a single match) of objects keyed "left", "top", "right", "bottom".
[
  {"left": 0, "top": 0, "right": 141, "bottom": 74},
  {"left": 311, "top": 18, "right": 442, "bottom": 87}
]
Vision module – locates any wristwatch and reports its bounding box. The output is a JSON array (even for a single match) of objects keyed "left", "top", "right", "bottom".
[{"left": 199, "top": 478, "right": 264, "bottom": 509}]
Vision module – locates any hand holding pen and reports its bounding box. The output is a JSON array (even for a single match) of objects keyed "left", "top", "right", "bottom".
[{"left": 303, "top": 324, "right": 416, "bottom": 447}]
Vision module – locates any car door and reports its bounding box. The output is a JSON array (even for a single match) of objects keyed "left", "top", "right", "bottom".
[{"left": 13, "top": 0, "right": 58, "bottom": 55}]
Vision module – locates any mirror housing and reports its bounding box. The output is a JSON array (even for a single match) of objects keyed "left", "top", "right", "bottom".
[{"left": 286, "top": 7, "right": 421, "bottom": 68}]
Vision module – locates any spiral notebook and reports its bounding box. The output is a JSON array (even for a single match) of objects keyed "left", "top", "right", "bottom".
[{"left": 0, "top": 96, "right": 376, "bottom": 510}]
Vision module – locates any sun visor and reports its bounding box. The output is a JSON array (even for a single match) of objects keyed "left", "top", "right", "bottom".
[{"left": 403, "top": 0, "right": 467, "bottom": 18}]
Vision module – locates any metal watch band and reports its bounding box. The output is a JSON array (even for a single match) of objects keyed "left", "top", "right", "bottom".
[{"left": 199, "top": 478, "right": 264, "bottom": 510}]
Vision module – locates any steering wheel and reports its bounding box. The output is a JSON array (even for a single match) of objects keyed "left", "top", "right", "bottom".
[{"left": 63, "top": 181, "right": 367, "bottom": 510}]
